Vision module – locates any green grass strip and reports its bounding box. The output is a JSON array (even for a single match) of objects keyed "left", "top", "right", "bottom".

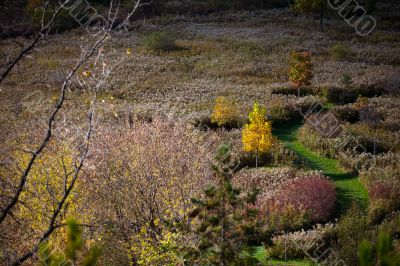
[
  {"left": 268, "top": 259, "right": 316, "bottom": 266},
  {"left": 273, "top": 120, "right": 368, "bottom": 216}
]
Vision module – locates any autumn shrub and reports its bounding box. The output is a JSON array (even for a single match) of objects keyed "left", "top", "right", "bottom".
[
  {"left": 323, "top": 85, "right": 385, "bottom": 104},
  {"left": 337, "top": 203, "right": 371, "bottom": 266},
  {"left": 265, "top": 95, "right": 324, "bottom": 121},
  {"left": 344, "top": 123, "right": 399, "bottom": 154},
  {"left": 271, "top": 86, "right": 319, "bottom": 96},
  {"left": 298, "top": 124, "right": 338, "bottom": 158},
  {"left": 267, "top": 97, "right": 293, "bottom": 125},
  {"left": 331, "top": 105, "right": 360, "bottom": 123},
  {"left": 326, "top": 86, "right": 363, "bottom": 104},
  {"left": 367, "top": 96, "right": 400, "bottom": 132},
  {"left": 329, "top": 43, "right": 352, "bottom": 61},
  {"left": 263, "top": 202, "right": 309, "bottom": 232},
  {"left": 188, "top": 112, "right": 219, "bottom": 131},
  {"left": 367, "top": 181, "right": 400, "bottom": 224},
  {"left": 266, "top": 95, "right": 323, "bottom": 125},
  {"left": 267, "top": 138, "right": 297, "bottom": 166},
  {"left": 361, "top": 153, "right": 400, "bottom": 223},
  {"left": 142, "top": 31, "right": 180, "bottom": 53},
  {"left": 210, "top": 96, "right": 241, "bottom": 128},
  {"left": 1, "top": 145, "right": 85, "bottom": 260},
  {"left": 384, "top": 72, "right": 400, "bottom": 96},
  {"left": 269, "top": 223, "right": 337, "bottom": 260},
  {"left": 360, "top": 152, "right": 400, "bottom": 184},
  {"left": 259, "top": 174, "right": 336, "bottom": 231},
  {"left": 84, "top": 119, "right": 214, "bottom": 264},
  {"left": 279, "top": 175, "right": 337, "bottom": 222},
  {"left": 233, "top": 167, "right": 299, "bottom": 203}
]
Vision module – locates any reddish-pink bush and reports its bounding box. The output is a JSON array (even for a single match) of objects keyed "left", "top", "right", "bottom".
[
  {"left": 368, "top": 181, "right": 400, "bottom": 202},
  {"left": 369, "top": 181, "right": 397, "bottom": 201},
  {"left": 260, "top": 174, "right": 336, "bottom": 227}
]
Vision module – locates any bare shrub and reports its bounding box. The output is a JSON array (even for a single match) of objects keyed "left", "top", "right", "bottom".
[{"left": 81, "top": 118, "right": 214, "bottom": 263}]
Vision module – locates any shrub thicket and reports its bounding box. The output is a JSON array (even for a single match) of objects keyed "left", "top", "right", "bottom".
[
  {"left": 322, "top": 85, "right": 384, "bottom": 104},
  {"left": 260, "top": 174, "right": 336, "bottom": 231},
  {"left": 211, "top": 96, "right": 241, "bottom": 128},
  {"left": 337, "top": 203, "right": 371, "bottom": 266},
  {"left": 142, "top": 31, "right": 180, "bottom": 53},
  {"left": 329, "top": 43, "right": 352, "bottom": 61},
  {"left": 28, "top": 5, "right": 80, "bottom": 32}
]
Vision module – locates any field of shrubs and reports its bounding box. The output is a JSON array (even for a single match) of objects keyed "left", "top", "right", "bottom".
[{"left": 0, "top": 0, "right": 400, "bottom": 265}]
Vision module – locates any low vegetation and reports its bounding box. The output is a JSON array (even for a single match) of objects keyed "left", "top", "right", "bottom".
[{"left": 1, "top": 1, "right": 400, "bottom": 265}]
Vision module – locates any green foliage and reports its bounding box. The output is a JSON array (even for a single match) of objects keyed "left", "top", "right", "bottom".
[
  {"left": 329, "top": 44, "right": 352, "bottom": 61},
  {"left": 322, "top": 85, "right": 384, "bottom": 104},
  {"left": 292, "top": 0, "right": 322, "bottom": 12},
  {"left": 38, "top": 218, "right": 101, "bottom": 266},
  {"left": 271, "top": 86, "right": 319, "bottom": 96},
  {"left": 143, "top": 0, "right": 289, "bottom": 15},
  {"left": 341, "top": 73, "right": 353, "bottom": 87},
  {"left": 180, "top": 145, "right": 270, "bottom": 265},
  {"left": 27, "top": 2, "right": 80, "bottom": 32},
  {"left": 64, "top": 219, "right": 84, "bottom": 261},
  {"left": 337, "top": 203, "right": 370, "bottom": 266},
  {"left": 251, "top": 245, "right": 268, "bottom": 264},
  {"left": 141, "top": 32, "right": 180, "bottom": 53},
  {"left": 359, "top": 240, "right": 374, "bottom": 266},
  {"left": 358, "top": 233, "right": 400, "bottom": 266}
]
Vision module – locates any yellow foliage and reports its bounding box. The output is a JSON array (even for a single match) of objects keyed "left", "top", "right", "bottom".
[
  {"left": 288, "top": 50, "right": 313, "bottom": 88},
  {"left": 13, "top": 146, "right": 85, "bottom": 244},
  {"left": 129, "top": 224, "right": 179, "bottom": 266},
  {"left": 242, "top": 103, "right": 273, "bottom": 154},
  {"left": 354, "top": 95, "right": 369, "bottom": 110},
  {"left": 211, "top": 96, "right": 239, "bottom": 127},
  {"left": 82, "top": 71, "right": 92, "bottom": 78}
]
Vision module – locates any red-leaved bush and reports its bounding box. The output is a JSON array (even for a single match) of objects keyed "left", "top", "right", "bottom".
[
  {"left": 369, "top": 182, "right": 396, "bottom": 201},
  {"left": 260, "top": 174, "right": 336, "bottom": 228}
]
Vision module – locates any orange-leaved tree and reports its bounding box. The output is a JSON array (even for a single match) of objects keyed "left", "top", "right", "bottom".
[
  {"left": 211, "top": 96, "right": 239, "bottom": 127},
  {"left": 242, "top": 103, "right": 273, "bottom": 168},
  {"left": 288, "top": 50, "right": 313, "bottom": 97}
]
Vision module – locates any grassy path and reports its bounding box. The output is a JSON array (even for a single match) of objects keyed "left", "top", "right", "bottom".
[{"left": 273, "top": 120, "right": 368, "bottom": 216}]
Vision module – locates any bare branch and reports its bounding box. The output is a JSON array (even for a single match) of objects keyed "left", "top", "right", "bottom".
[
  {"left": 12, "top": 93, "right": 97, "bottom": 266},
  {"left": 0, "top": 31, "right": 109, "bottom": 225},
  {"left": 0, "top": 0, "right": 71, "bottom": 84}
]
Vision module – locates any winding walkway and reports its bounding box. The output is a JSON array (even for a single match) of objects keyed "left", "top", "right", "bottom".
[{"left": 273, "top": 120, "right": 368, "bottom": 216}]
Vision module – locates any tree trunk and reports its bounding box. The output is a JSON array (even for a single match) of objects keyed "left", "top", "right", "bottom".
[
  {"left": 256, "top": 149, "right": 259, "bottom": 169},
  {"left": 320, "top": 0, "right": 324, "bottom": 32}
]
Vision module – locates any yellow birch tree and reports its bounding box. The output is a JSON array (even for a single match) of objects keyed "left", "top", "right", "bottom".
[{"left": 242, "top": 103, "right": 273, "bottom": 168}]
